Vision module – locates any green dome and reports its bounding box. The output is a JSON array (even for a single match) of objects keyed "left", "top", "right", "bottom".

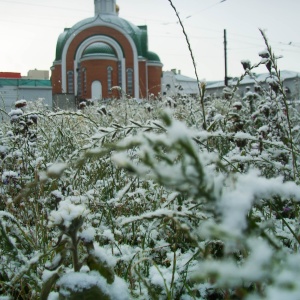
[
  {"left": 54, "top": 15, "right": 149, "bottom": 61},
  {"left": 146, "top": 51, "right": 161, "bottom": 62},
  {"left": 55, "top": 28, "right": 70, "bottom": 62},
  {"left": 82, "top": 42, "right": 116, "bottom": 58}
]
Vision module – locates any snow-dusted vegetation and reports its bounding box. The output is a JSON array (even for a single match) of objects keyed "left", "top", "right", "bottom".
[{"left": 1, "top": 34, "right": 300, "bottom": 300}]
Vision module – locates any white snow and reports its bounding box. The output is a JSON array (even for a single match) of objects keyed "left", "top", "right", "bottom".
[
  {"left": 51, "top": 190, "right": 63, "bottom": 200},
  {"left": 57, "top": 271, "right": 129, "bottom": 300},
  {"left": 47, "top": 292, "right": 59, "bottom": 300},
  {"left": 219, "top": 169, "right": 300, "bottom": 236},
  {"left": 79, "top": 227, "right": 96, "bottom": 243},
  {"left": 8, "top": 109, "right": 23, "bottom": 117},
  {"left": 149, "top": 265, "right": 179, "bottom": 288},
  {"left": 2, "top": 171, "right": 18, "bottom": 183},
  {"left": 42, "top": 269, "right": 58, "bottom": 283},
  {"left": 93, "top": 243, "right": 117, "bottom": 268},
  {"left": 46, "top": 163, "right": 68, "bottom": 178},
  {"left": 48, "top": 199, "right": 88, "bottom": 230},
  {"left": 101, "top": 229, "right": 115, "bottom": 242},
  {"left": 15, "top": 99, "right": 27, "bottom": 106}
]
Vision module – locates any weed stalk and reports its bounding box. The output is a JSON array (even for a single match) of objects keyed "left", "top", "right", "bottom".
[{"left": 167, "top": 0, "right": 207, "bottom": 129}]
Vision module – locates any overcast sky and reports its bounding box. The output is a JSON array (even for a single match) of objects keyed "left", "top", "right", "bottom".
[{"left": 0, "top": 0, "right": 299, "bottom": 81}]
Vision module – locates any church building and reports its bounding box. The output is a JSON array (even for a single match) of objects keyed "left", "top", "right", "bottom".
[{"left": 51, "top": 0, "right": 163, "bottom": 108}]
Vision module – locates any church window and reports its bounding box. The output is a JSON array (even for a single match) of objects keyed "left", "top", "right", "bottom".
[
  {"left": 127, "top": 68, "right": 133, "bottom": 96},
  {"left": 107, "top": 66, "right": 113, "bottom": 93},
  {"left": 67, "top": 71, "right": 74, "bottom": 94},
  {"left": 118, "top": 61, "right": 122, "bottom": 87},
  {"left": 82, "top": 68, "right": 87, "bottom": 95},
  {"left": 77, "top": 64, "right": 82, "bottom": 96}
]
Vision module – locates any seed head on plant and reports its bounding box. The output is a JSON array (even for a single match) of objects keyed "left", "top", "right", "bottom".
[
  {"left": 48, "top": 199, "right": 88, "bottom": 236},
  {"left": 241, "top": 60, "right": 251, "bottom": 71}
]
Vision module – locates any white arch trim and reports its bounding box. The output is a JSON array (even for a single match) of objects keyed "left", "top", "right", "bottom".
[
  {"left": 74, "top": 35, "right": 125, "bottom": 95},
  {"left": 61, "top": 19, "right": 139, "bottom": 98}
]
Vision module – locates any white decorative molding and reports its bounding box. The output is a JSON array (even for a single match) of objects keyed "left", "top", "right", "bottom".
[
  {"left": 61, "top": 18, "right": 139, "bottom": 98},
  {"left": 147, "top": 62, "right": 164, "bottom": 67},
  {"left": 80, "top": 56, "right": 119, "bottom": 62},
  {"left": 74, "top": 36, "right": 125, "bottom": 95}
]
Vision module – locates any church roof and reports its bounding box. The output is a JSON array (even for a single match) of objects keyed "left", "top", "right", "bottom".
[
  {"left": 206, "top": 70, "right": 300, "bottom": 89},
  {"left": 55, "top": 15, "right": 149, "bottom": 61},
  {"left": 82, "top": 42, "right": 116, "bottom": 58},
  {"left": 146, "top": 51, "right": 161, "bottom": 62},
  {"left": 0, "top": 78, "right": 51, "bottom": 87}
]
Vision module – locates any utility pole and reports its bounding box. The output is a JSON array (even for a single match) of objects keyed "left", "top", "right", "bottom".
[{"left": 224, "top": 29, "right": 228, "bottom": 86}]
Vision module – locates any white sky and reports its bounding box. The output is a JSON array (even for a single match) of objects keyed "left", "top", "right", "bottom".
[{"left": 0, "top": 0, "right": 300, "bottom": 81}]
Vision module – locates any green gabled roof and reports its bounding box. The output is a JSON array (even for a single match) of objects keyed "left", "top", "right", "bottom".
[
  {"left": 54, "top": 15, "right": 149, "bottom": 61},
  {"left": 82, "top": 42, "right": 116, "bottom": 58}
]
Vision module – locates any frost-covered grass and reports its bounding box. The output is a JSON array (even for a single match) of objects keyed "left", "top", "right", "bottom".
[{"left": 1, "top": 37, "right": 300, "bottom": 300}]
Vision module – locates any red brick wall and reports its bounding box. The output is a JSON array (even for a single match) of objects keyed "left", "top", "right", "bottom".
[
  {"left": 0, "top": 72, "right": 21, "bottom": 79},
  {"left": 148, "top": 65, "right": 162, "bottom": 96},
  {"left": 66, "top": 26, "right": 135, "bottom": 96},
  {"left": 79, "top": 59, "right": 118, "bottom": 99},
  {"left": 51, "top": 65, "right": 62, "bottom": 94},
  {"left": 52, "top": 25, "right": 162, "bottom": 100},
  {"left": 138, "top": 60, "right": 147, "bottom": 98}
]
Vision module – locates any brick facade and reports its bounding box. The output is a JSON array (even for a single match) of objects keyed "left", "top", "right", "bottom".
[
  {"left": 79, "top": 58, "right": 118, "bottom": 99},
  {"left": 148, "top": 65, "right": 163, "bottom": 96},
  {"left": 51, "top": 1, "right": 163, "bottom": 107}
]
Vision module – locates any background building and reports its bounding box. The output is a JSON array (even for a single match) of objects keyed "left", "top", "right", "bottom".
[
  {"left": 27, "top": 69, "right": 49, "bottom": 80},
  {"left": 206, "top": 71, "right": 300, "bottom": 100},
  {"left": 0, "top": 72, "right": 22, "bottom": 79},
  {"left": 162, "top": 69, "right": 300, "bottom": 103},
  {"left": 0, "top": 72, "right": 52, "bottom": 113},
  {"left": 162, "top": 69, "right": 200, "bottom": 97},
  {"left": 51, "top": 0, "right": 163, "bottom": 109}
]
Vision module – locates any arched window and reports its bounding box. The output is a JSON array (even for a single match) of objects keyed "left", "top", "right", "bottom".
[
  {"left": 118, "top": 61, "right": 122, "bottom": 87},
  {"left": 77, "top": 63, "right": 82, "bottom": 96},
  {"left": 82, "top": 68, "right": 87, "bottom": 95},
  {"left": 107, "top": 66, "right": 113, "bottom": 94},
  {"left": 126, "top": 68, "right": 133, "bottom": 96},
  {"left": 82, "top": 68, "right": 87, "bottom": 94},
  {"left": 67, "top": 71, "right": 74, "bottom": 94}
]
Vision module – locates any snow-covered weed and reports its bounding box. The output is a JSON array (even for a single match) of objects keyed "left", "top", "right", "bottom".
[{"left": 1, "top": 32, "right": 300, "bottom": 299}]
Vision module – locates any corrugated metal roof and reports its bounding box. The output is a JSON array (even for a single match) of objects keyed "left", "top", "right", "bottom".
[
  {"left": 206, "top": 70, "right": 300, "bottom": 89},
  {"left": 175, "top": 74, "right": 198, "bottom": 82}
]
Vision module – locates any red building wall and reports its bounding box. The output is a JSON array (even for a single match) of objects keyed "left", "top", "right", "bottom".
[
  {"left": 51, "top": 25, "right": 162, "bottom": 100},
  {"left": 51, "top": 65, "right": 62, "bottom": 94},
  {"left": 148, "top": 65, "right": 162, "bottom": 96},
  {"left": 0, "top": 72, "right": 21, "bottom": 79},
  {"left": 138, "top": 60, "right": 147, "bottom": 98},
  {"left": 66, "top": 26, "right": 135, "bottom": 96},
  {"left": 80, "top": 59, "right": 118, "bottom": 99}
]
